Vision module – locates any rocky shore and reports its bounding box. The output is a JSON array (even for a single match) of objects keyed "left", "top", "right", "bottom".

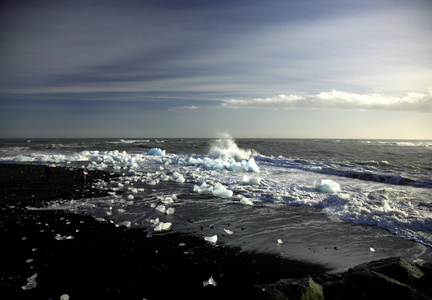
[
  {"left": 262, "top": 256, "right": 432, "bottom": 300},
  {"left": 1, "top": 163, "right": 431, "bottom": 299}
]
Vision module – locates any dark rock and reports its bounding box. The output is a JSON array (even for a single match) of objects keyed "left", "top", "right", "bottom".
[
  {"left": 261, "top": 277, "right": 324, "bottom": 300},
  {"left": 321, "top": 257, "right": 432, "bottom": 300},
  {"left": 411, "top": 274, "right": 432, "bottom": 298},
  {"left": 334, "top": 269, "right": 430, "bottom": 300},
  {"left": 349, "top": 257, "right": 425, "bottom": 285}
]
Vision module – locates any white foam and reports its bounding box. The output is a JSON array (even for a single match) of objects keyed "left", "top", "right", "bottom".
[{"left": 209, "top": 136, "right": 256, "bottom": 160}]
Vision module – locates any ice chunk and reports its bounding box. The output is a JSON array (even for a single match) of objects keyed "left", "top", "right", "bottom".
[
  {"left": 246, "top": 157, "right": 260, "bottom": 173},
  {"left": 224, "top": 229, "right": 234, "bottom": 235},
  {"left": 54, "top": 233, "right": 74, "bottom": 240},
  {"left": 148, "top": 148, "right": 166, "bottom": 156},
  {"left": 60, "top": 294, "right": 70, "bottom": 300},
  {"left": 166, "top": 207, "right": 175, "bottom": 215},
  {"left": 240, "top": 198, "right": 254, "bottom": 205},
  {"left": 161, "top": 197, "right": 174, "bottom": 205},
  {"left": 277, "top": 239, "right": 284, "bottom": 245},
  {"left": 316, "top": 179, "right": 341, "bottom": 193},
  {"left": 204, "top": 235, "right": 218, "bottom": 244},
  {"left": 118, "top": 221, "right": 131, "bottom": 228},
  {"left": 155, "top": 205, "right": 166, "bottom": 213},
  {"left": 127, "top": 195, "right": 134, "bottom": 200},
  {"left": 203, "top": 276, "right": 217, "bottom": 287},
  {"left": 150, "top": 217, "right": 159, "bottom": 224},
  {"left": 193, "top": 182, "right": 214, "bottom": 193},
  {"left": 174, "top": 175, "right": 186, "bottom": 183},
  {"left": 22, "top": 273, "right": 38, "bottom": 290},
  {"left": 239, "top": 175, "right": 261, "bottom": 185},
  {"left": 212, "top": 183, "right": 233, "bottom": 198},
  {"left": 154, "top": 222, "right": 172, "bottom": 232}
]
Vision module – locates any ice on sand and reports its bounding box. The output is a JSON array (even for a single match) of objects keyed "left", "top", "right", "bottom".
[
  {"left": 212, "top": 183, "right": 233, "bottom": 198},
  {"left": 155, "top": 205, "right": 166, "bottom": 213},
  {"left": 154, "top": 222, "right": 172, "bottom": 232},
  {"left": 224, "top": 228, "right": 234, "bottom": 235},
  {"left": 240, "top": 198, "right": 254, "bottom": 205},
  {"left": 316, "top": 179, "right": 341, "bottom": 193},
  {"left": 204, "top": 235, "right": 218, "bottom": 244},
  {"left": 203, "top": 276, "right": 217, "bottom": 287},
  {"left": 54, "top": 233, "right": 74, "bottom": 240},
  {"left": 238, "top": 175, "right": 261, "bottom": 185},
  {"left": 193, "top": 182, "right": 234, "bottom": 197},
  {"left": 22, "top": 273, "right": 38, "bottom": 290}
]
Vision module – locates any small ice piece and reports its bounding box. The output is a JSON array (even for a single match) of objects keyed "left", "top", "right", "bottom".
[
  {"left": 175, "top": 176, "right": 186, "bottom": 183},
  {"left": 118, "top": 221, "right": 131, "bottom": 228},
  {"left": 166, "top": 207, "right": 175, "bottom": 215},
  {"left": 161, "top": 197, "right": 174, "bottom": 205},
  {"left": 212, "top": 183, "right": 233, "bottom": 198},
  {"left": 148, "top": 148, "right": 166, "bottom": 156},
  {"left": 150, "top": 217, "right": 160, "bottom": 224},
  {"left": 54, "top": 233, "right": 74, "bottom": 241},
  {"left": 155, "top": 205, "right": 166, "bottom": 213},
  {"left": 204, "top": 235, "right": 218, "bottom": 244},
  {"left": 127, "top": 195, "right": 134, "bottom": 200},
  {"left": 154, "top": 222, "right": 172, "bottom": 232},
  {"left": 60, "top": 294, "right": 70, "bottom": 300},
  {"left": 25, "top": 258, "right": 33, "bottom": 263},
  {"left": 224, "top": 229, "right": 234, "bottom": 235},
  {"left": 370, "top": 247, "right": 376, "bottom": 252},
  {"left": 238, "top": 175, "right": 261, "bottom": 185},
  {"left": 22, "top": 273, "right": 38, "bottom": 290},
  {"left": 203, "top": 276, "right": 217, "bottom": 287},
  {"left": 316, "top": 179, "right": 341, "bottom": 193},
  {"left": 277, "top": 239, "right": 284, "bottom": 245},
  {"left": 193, "top": 182, "right": 214, "bottom": 193},
  {"left": 240, "top": 198, "right": 254, "bottom": 205}
]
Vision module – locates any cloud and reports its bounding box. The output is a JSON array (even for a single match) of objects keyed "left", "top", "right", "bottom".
[{"left": 221, "top": 89, "right": 432, "bottom": 113}]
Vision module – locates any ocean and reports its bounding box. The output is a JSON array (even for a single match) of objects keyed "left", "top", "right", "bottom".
[{"left": 1, "top": 137, "right": 431, "bottom": 272}]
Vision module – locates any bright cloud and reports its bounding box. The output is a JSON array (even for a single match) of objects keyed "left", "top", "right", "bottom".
[{"left": 222, "top": 89, "right": 432, "bottom": 113}]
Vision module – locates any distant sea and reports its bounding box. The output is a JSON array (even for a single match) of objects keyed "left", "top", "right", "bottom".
[{"left": 1, "top": 138, "right": 431, "bottom": 271}]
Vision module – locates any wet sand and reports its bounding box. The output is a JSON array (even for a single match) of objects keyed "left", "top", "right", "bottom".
[{"left": 0, "top": 164, "right": 329, "bottom": 299}]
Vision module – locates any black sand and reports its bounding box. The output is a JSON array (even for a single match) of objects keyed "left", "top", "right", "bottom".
[{"left": 0, "top": 164, "right": 329, "bottom": 299}]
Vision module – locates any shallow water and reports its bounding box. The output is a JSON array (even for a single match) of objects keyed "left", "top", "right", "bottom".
[{"left": 2, "top": 137, "right": 432, "bottom": 271}]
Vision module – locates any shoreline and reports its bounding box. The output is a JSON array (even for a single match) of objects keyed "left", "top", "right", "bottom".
[{"left": 1, "top": 163, "right": 330, "bottom": 299}]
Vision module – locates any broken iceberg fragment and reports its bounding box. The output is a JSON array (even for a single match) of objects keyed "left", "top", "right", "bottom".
[
  {"left": 203, "top": 276, "right": 217, "bottom": 287},
  {"left": 316, "top": 179, "right": 341, "bottom": 193},
  {"left": 22, "top": 273, "right": 38, "bottom": 290},
  {"left": 147, "top": 148, "right": 166, "bottom": 156}
]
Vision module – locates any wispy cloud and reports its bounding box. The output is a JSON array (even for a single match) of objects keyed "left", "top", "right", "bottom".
[{"left": 222, "top": 89, "right": 432, "bottom": 113}]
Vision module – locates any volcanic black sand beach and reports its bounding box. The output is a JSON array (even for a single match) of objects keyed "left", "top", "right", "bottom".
[{"left": 0, "top": 164, "right": 330, "bottom": 299}]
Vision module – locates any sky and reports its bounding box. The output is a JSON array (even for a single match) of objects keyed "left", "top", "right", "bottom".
[{"left": 0, "top": 0, "right": 431, "bottom": 139}]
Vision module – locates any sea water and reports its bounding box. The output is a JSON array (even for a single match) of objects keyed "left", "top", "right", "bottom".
[{"left": 1, "top": 138, "right": 431, "bottom": 272}]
